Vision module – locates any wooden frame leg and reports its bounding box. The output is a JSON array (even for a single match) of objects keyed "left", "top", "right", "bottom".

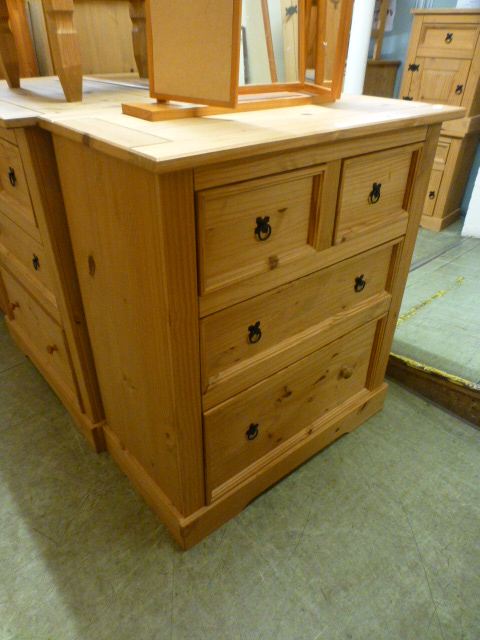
[
  {"left": 129, "top": 0, "right": 148, "bottom": 78},
  {"left": 0, "top": 0, "right": 20, "bottom": 88},
  {"left": 42, "top": 0, "right": 82, "bottom": 101}
]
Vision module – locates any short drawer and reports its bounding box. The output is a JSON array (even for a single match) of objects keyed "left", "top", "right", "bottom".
[
  {"left": 418, "top": 23, "right": 480, "bottom": 58},
  {"left": 0, "top": 211, "right": 57, "bottom": 297},
  {"left": 0, "top": 136, "right": 37, "bottom": 236},
  {"left": 200, "top": 241, "right": 395, "bottom": 408},
  {"left": 203, "top": 319, "right": 380, "bottom": 499},
  {"left": 1, "top": 266, "right": 77, "bottom": 394},
  {"left": 334, "top": 143, "right": 421, "bottom": 245},
  {"left": 196, "top": 165, "right": 325, "bottom": 294},
  {"left": 423, "top": 170, "right": 444, "bottom": 217}
]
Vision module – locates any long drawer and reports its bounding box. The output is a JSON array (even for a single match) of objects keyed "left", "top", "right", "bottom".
[
  {"left": 200, "top": 241, "right": 396, "bottom": 408},
  {"left": 1, "top": 266, "right": 77, "bottom": 395},
  {"left": 203, "top": 319, "right": 380, "bottom": 500}
]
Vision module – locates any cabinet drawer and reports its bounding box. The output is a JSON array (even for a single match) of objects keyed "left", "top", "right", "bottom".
[
  {"left": 0, "top": 211, "right": 57, "bottom": 297},
  {"left": 200, "top": 242, "right": 395, "bottom": 408},
  {"left": 423, "top": 170, "right": 444, "bottom": 217},
  {"left": 418, "top": 23, "right": 480, "bottom": 58},
  {"left": 196, "top": 165, "right": 324, "bottom": 294},
  {"left": 0, "top": 137, "right": 37, "bottom": 237},
  {"left": 204, "top": 319, "right": 380, "bottom": 499},
  {"left": 1, "top": 267, "right": 77, "bottom": 393},
  {"left": 334, "top": 144, "right": 420, "bottom": 245}
]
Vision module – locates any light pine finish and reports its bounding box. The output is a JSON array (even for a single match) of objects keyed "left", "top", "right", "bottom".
[
  {"left": 0, "top": 121, "right": 104, "bottom": 450},
  {"left": 400, "top": 10, "right": 480, "bottom": 230},
  {"left": 0, "top": 0, "right": 20, "bottom": 87},
  {"left": 30, "top": 89, "right": 458, "bottom": 548},
  {"left": 363, "top": 60, "right": 401, "bottom": 99}
]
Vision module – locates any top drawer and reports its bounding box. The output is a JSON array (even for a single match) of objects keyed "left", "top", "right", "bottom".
[
  {"left": 417, "top": 23, "right": 480, "bottom": 58},
  {"left": 196, "top": 165, "right": 324, "bottom": 295},
  {"left": 334, "top": 143, "right": 421, "bottom": 245},
  {"left": 0, "top": 136, "right": 37, "bottom": 237}
]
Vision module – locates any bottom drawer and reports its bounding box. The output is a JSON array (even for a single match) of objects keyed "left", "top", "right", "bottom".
[
  {"left": 1, "top": 266, "right": 77, "bottom": 394},
  {"left": 204, "top": 319, "right": 380, "bottom": 499}
]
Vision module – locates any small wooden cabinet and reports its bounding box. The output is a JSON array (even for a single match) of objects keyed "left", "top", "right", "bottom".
[
  {"left": 400, "top": 9, "right": 480, "bottom": 231},
  {"left": 0, "top": 122, "right": 104, "bottom": 449},
  {"left": 38, "top": 95, "right": 459, "bottom": 548}
]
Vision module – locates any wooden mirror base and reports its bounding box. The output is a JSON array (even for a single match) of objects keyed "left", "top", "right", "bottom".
[{"left": 122, "top": 91, "right": 335, "bottom": 122}]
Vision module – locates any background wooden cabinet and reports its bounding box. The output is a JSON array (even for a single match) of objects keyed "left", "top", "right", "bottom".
[{"left": 400, "top": 10, "right": 480, "bottom": 231}]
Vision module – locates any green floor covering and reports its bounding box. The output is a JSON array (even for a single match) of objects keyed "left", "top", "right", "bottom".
[
  {"left": 1, "top": 312, "right": 480, "bottom": 639},
  {"left": 392, "top": 219, "right": 480, "bottom": 384}
]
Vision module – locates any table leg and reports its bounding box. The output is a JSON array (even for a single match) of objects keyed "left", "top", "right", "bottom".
[
  {"left": 42, "top": 0, "right": 82, "bottom": 101},
  {"left": 0, "top": 0, "right": 20, "bottom": 87}
]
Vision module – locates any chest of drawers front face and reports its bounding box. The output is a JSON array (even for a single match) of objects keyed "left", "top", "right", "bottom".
[{"left": 195, "top": 132, "right": 423, "bottom": 502}]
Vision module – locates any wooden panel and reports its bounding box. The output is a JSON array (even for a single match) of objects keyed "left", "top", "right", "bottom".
[
  {"left": 434, "top": 138, "right": 450, "bottom": 169},
  {"left": 200, "top": 241, "right": 395, "bottom": 407},
  {"left": 363, "top": 60, "right": 400, "bottom": 99},
  {"left": 0, "top": 210, "right": 57, "bottom": 295},
  {"left": 417, "top": 22, "right": 480, "bottom": 59},
  {"left": 423, "top": 169, "right": 443, "bottom": 217},
  {"left": 0, "top": 135, "right": 38, "bottom": 240},
  {"left": 1, "top": 265, "right": 77, "bottom": 392},
  {"left": 334, "top": 143, "right": 421, "bottom": 244},
  {"left": 53, "top": 134, "right": 204, "bottom": 516},
  {"left": 196, "top": 165, "right": 324, "bottom": 295},
  {"left": 203, "top": 319, "right": 380, "bottom": 499},
  {"left": 411, "top": 57, "right": 470, "bottom": 107},
  {"left": 148, "top": 0, "right": 242, "bottom": 107}
]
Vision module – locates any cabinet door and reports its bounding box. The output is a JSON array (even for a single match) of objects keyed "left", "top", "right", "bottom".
[{"left": 410, "top": 57, "right": 470, "bottom": 107}]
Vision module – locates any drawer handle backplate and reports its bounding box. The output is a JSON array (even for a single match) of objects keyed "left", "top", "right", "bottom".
[
  {"left": 246, "top": 423, "right": 259, "bottom": 441},
  {"left": 368, "top": 183, "right": 381, "bottom": 204},
  {"left": 32, "top": 254, "right": 40, "bottom": 270},
  {"left": 248, "top": 321, "right": 262, "bottom": 344},
  {"left": 429, "top": 191, "right": 436, "bottom": 200},
  {"left": 445, "top": 33, "right": 453, "bottom": 44},
  {"left": 255, "top": 216, "right": 272, "bottom": 241},
  {"left": 8, "top": 167, "right": 16, "bottom": 187},
  {"left": 354, "top": 275, "right": 366, "bottom": 293},
  {"left": 455, "top": 85, "right": 463, "bottom": 95}
]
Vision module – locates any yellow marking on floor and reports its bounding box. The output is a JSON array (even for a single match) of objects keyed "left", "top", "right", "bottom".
[{"left": 397, "top": 277, "right": 465, "bottom": 326}]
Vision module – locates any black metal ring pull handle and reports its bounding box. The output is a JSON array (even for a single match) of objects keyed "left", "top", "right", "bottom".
[
  {"left": 368, "top": 183, "right": 382, "bottom": 204},
  {"left": 429, "top": 191, "right": 436, "bottom": 200},
  {"left": 8, "top": 167, "right": 16, "bottom": 187},
  {"left": 455, "top": 85, "right": 463, "bottom": 95},
  {"left": 246, "top": 423, "right": 259, "bottom": 441},
  {"left": 255, "top": 216, "right": 272, "bottom": 241},
  {"left": 445, "top": 33, "right": 453, "bottom": 44},
  {"left": 32, "top": 255, "right": 40, "bottom": 271},
  {"left": 248, "top": 321, "right": 262, "bottom": 344},
  {"left": 354, "top": 275, "right": 366, "bottom": 293}
]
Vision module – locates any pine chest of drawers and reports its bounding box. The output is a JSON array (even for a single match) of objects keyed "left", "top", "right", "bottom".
[
  {"left": 43, "top": 95, "right": 460, "bottom": 548},
  {"left": 0, "top": 123, "right": 104, "bottom": 450}
]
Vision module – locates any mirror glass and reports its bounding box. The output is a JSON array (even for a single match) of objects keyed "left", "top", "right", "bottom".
[{"left": 239, "top": 0, "right": 345, "bottom": 88}]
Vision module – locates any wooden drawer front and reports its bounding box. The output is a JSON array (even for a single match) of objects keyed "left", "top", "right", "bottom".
[
  {"left": 410, "top": 58, "right": 470, "bottom": 107},
  {"left": 418, "top": 24, "right": 480, "bottom": 59},
  {"left": 200, "top": 242, "right": 394, "bottom": 407},
  {"left": 423, "top": 170, "right": 444, "bottom": 217},
  {"left": 334, "top": 144, "right": 420, "bottom": 245},
  {"left": 1, "top": 267, "right": 76, "bottom": 393},
  {"left": 196, "top": 166, "right": 324, "bottom": 294},
  {"left": 0, "top": 211, "right": 57, "bottom": 296},
  {"left": 0, "top": 137, "right": 36, "bottom": 235},
  {"left": 204, "top": 319, "right": 379, "bottom": 498}
]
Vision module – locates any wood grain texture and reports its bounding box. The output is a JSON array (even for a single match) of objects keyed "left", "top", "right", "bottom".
[{"left": 0, "top": 0, "right": 19, "bottom": 87}]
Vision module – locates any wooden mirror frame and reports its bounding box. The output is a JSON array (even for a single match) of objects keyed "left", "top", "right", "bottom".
[{"left": 145, "top": 0, "right": 355, "bottom": 109}]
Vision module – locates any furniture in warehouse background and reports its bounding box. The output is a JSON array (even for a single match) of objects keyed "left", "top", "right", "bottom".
[
  {"left": 363, "top": 0, "right": 400, "bottom": 98},
  {"left": 400, "top": 9, "right": 480, "bottom": 232}
]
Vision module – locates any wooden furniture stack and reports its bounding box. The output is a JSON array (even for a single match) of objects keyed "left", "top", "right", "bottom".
[{"left": 400, "top": 9, "right": 480, "bottom": 231}]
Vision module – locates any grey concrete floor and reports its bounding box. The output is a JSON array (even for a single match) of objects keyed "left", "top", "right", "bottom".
[
  {"left": 392, "top": 219, "right": 480, "bottom": 384},
  {"left": 1, "top": 313, "right": 480, "bottom": 639}
]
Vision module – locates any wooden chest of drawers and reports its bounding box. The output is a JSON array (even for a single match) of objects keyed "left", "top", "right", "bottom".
[
  {"left": 0, "top": 124, "right": 104, "bottom": 450},
  {"left": 400, "top": 10, "right": 480, "bottom": 231},
  {"left": 42, "top": 95, "right": 460, "bottom": 548}
]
